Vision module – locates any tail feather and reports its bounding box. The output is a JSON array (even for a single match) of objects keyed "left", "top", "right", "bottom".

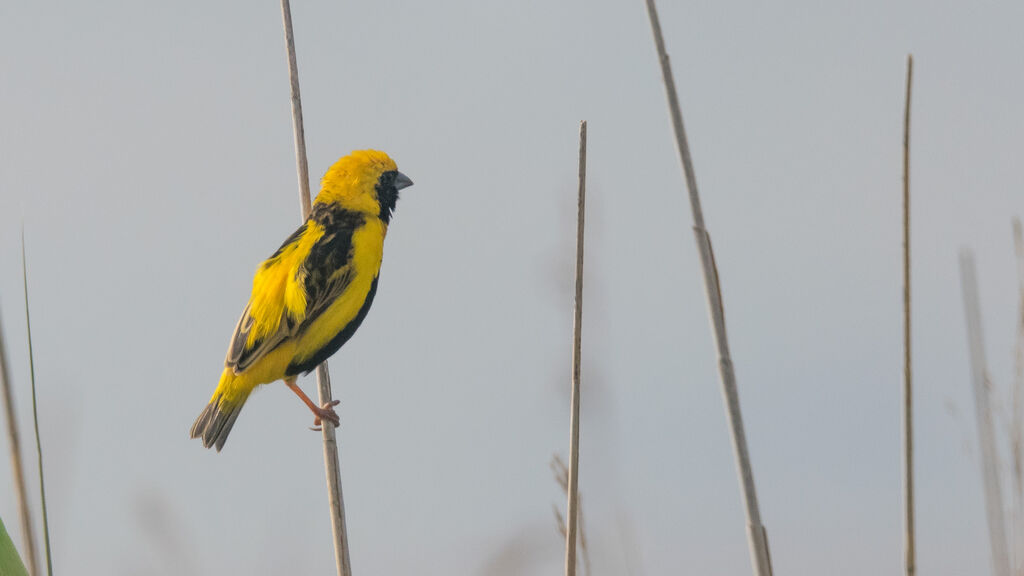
[{"left": 190, "top": 392, "right": 249, "bottom": 452}]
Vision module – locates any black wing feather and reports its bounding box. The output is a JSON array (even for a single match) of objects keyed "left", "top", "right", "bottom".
[{"left": 223, "top": 207, "right": 364, "bottom": 374}]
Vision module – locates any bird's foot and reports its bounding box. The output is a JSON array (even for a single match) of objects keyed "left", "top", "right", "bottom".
[{"left": 309, "top": 400, "right": 341, "bottom": 431}]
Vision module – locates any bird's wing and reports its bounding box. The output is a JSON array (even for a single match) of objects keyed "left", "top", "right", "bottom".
[
  {"left": 225, "top": 214, "right": 358, "bottom": 374},
  {"left": 224, "top": 300, "right": 295, "bottom": 373}
]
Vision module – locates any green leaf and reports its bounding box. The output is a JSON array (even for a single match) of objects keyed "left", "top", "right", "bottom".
[{"left": 0, "top": 516, "right": 29, "bottom": 576}]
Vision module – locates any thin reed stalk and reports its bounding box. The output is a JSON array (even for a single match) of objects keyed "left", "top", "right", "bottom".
[
  {"left": 642, "top": 1, "right": 772, "bottom": 574},
  {"left": 959, "top": 250, "right": 1011, "bottom": 576},
  {"left": 279, "top": 1, "right": 351, "bottom": 574},
  {"left": 0, "top": 311, "right": 38, "bottom": 576},
  {"left": 902, "top": 54, "right": 915, "bottom": 576},
  {"left": 564, "top": 120, "right": 587, "bottom": 576},
  {"left": 21, "top": 234, "right": 52, "bottom": 576}
]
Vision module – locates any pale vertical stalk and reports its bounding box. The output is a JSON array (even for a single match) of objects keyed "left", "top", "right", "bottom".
[
  {"left": 642, "top": 1, "right": 773, "bottom": 574},
  {"left": 279, "top": 1, "right": 351, "bottom": 574},
  {"left": 1012, "top": 217, "right": 1024, "bottom": 575},
  {"left": 281, "top": 0, "right": 311, "bottom": 218},
  {"left": 0, "top": 311, "right": 38, "bottom": 576},
  {"left": 21, "top": 234, "right": 52, "bottom": 576},
  {"left": 960, "top": 251, "right": 1012, "bottom": 576},
  {"left": 902, "top": 54, "right": 915, "bottom": 576},
  {"left": 565, "top": 120, "right": 587, "bottom": 576}
]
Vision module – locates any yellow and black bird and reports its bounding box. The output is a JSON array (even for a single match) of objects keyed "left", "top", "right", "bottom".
[{"left": 191, "top": 150, "right": 413, "bottom": 451}]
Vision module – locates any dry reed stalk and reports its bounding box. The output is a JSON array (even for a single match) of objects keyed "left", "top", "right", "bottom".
[
  {"left": 278, "top": 1, "right": 351, "bottom": 574},
  {"left": 564, "top": 120, "right": 587, "bottom": 576},
  {"left": 959, "top": 250, "right": 1012, "bottom": 576},
  {"left": 642, "top": 1, "right": 772, "bottom": 574},
  {"left": 902, "top": 54, "right": 915, "bottom": 576},
  {"left": 0, "top": 312, "right": 38, "bottom": 576},
  {"left": 21, "top": 235, "right": 51, "bottom": 576}
]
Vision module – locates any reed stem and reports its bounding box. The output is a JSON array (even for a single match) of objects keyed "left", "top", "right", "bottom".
[
  {"left": 902, "top": 54, "right": 915, "bottom": 576},
  {"left": 959, "top": 251, "right": 1011, "bottom": 576},
  {"left": 279, "top": 1, "right": 351, "bottom": 574},
  {"left": 642, "top": 1, "right": 772, "bottom": 573},
  {"left": 564, "top": 121, "right": 587, "bottom": 576}
]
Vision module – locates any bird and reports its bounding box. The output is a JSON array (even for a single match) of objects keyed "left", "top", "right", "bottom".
[{"left": 191, "top": 149, "right": 413, "bottom": 451}]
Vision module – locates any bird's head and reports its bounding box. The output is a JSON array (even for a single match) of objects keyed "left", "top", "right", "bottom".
[{"left": 315, "top": 150, "right": 413, "bottom": 223}]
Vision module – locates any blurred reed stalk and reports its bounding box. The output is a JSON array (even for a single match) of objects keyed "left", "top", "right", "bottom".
[
  {"left": 0, "top": 310, "right": 38, "bottom": 576},
  {"left": 642, "top": 1, "right": 773, "bottom": 574},
  {"left": 279, "top": 1, "right": 352, "bottom": 574},
  {"left": 959, "top": 251, "right": 1011, "bottom": 576},
  {"left": 564, "top": 120, "right": 587, "bottom": 576},
  {"left": 1012, "top": 217, "right": 1024, "bottom": 573},
  {"left": 902, "top": 54, "right": 915, "bottom": 576},
  {"left": 22, "top": 234, "right": 52, "bottom": 576},
  {"left": 551, "top": 455, "right": 591, "bottom": 576}
]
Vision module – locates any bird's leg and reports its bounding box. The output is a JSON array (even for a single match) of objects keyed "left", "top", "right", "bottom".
[{"left": 285, "top": 378, "right": 341, "bottom": 430}]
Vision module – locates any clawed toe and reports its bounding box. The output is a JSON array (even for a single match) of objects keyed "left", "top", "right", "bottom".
[
  {"left": 287, "top": 380, "right": 341, "bottom": 431},
  {"left": 311, "top": 401, "right": 340, "bottom": 428}
]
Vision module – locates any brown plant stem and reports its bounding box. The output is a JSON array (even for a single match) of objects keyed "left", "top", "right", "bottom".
[
  {"left": 642, "top": 1, "right": 772, "bottom": 574},
  {"left": 279, "top": 1, "right": 351, "bottom": 574},
  {"left": 565, "top": 120, "right": 587, "bottom": 576},
  {"left": 902, "top": 54, "right": 915, "bottom": 576}
]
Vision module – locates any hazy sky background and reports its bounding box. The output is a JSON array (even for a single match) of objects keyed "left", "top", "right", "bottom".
[{"left": 2, "top": 1, "right": 1023, "bottom": 574}]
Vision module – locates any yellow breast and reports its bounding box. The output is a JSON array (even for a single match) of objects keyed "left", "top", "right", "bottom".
[{"left": 292, "top": 218, "right": 386, "bottom": 363}]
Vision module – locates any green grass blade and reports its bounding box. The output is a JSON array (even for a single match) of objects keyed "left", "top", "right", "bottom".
[{"left": 22, "top": 230, "right": 52, "bottom": 576}]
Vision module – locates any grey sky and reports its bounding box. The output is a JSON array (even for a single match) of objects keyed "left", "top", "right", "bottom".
[{"left": 2, "top": 0, "right": 1023, "bottom": 574}]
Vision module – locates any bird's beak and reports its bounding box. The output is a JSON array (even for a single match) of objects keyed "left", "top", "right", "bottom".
[{"left": 395, "top": 172, "right": 414, "bottom": 190}]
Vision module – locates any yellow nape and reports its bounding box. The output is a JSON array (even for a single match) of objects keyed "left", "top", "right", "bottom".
[{"left": 316, "top": 149, "right": 398, "bottom": 212}]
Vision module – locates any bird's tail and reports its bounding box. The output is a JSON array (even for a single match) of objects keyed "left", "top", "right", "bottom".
[{"left": 190, "top": 369, "right": 252, "bottom": 452}]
